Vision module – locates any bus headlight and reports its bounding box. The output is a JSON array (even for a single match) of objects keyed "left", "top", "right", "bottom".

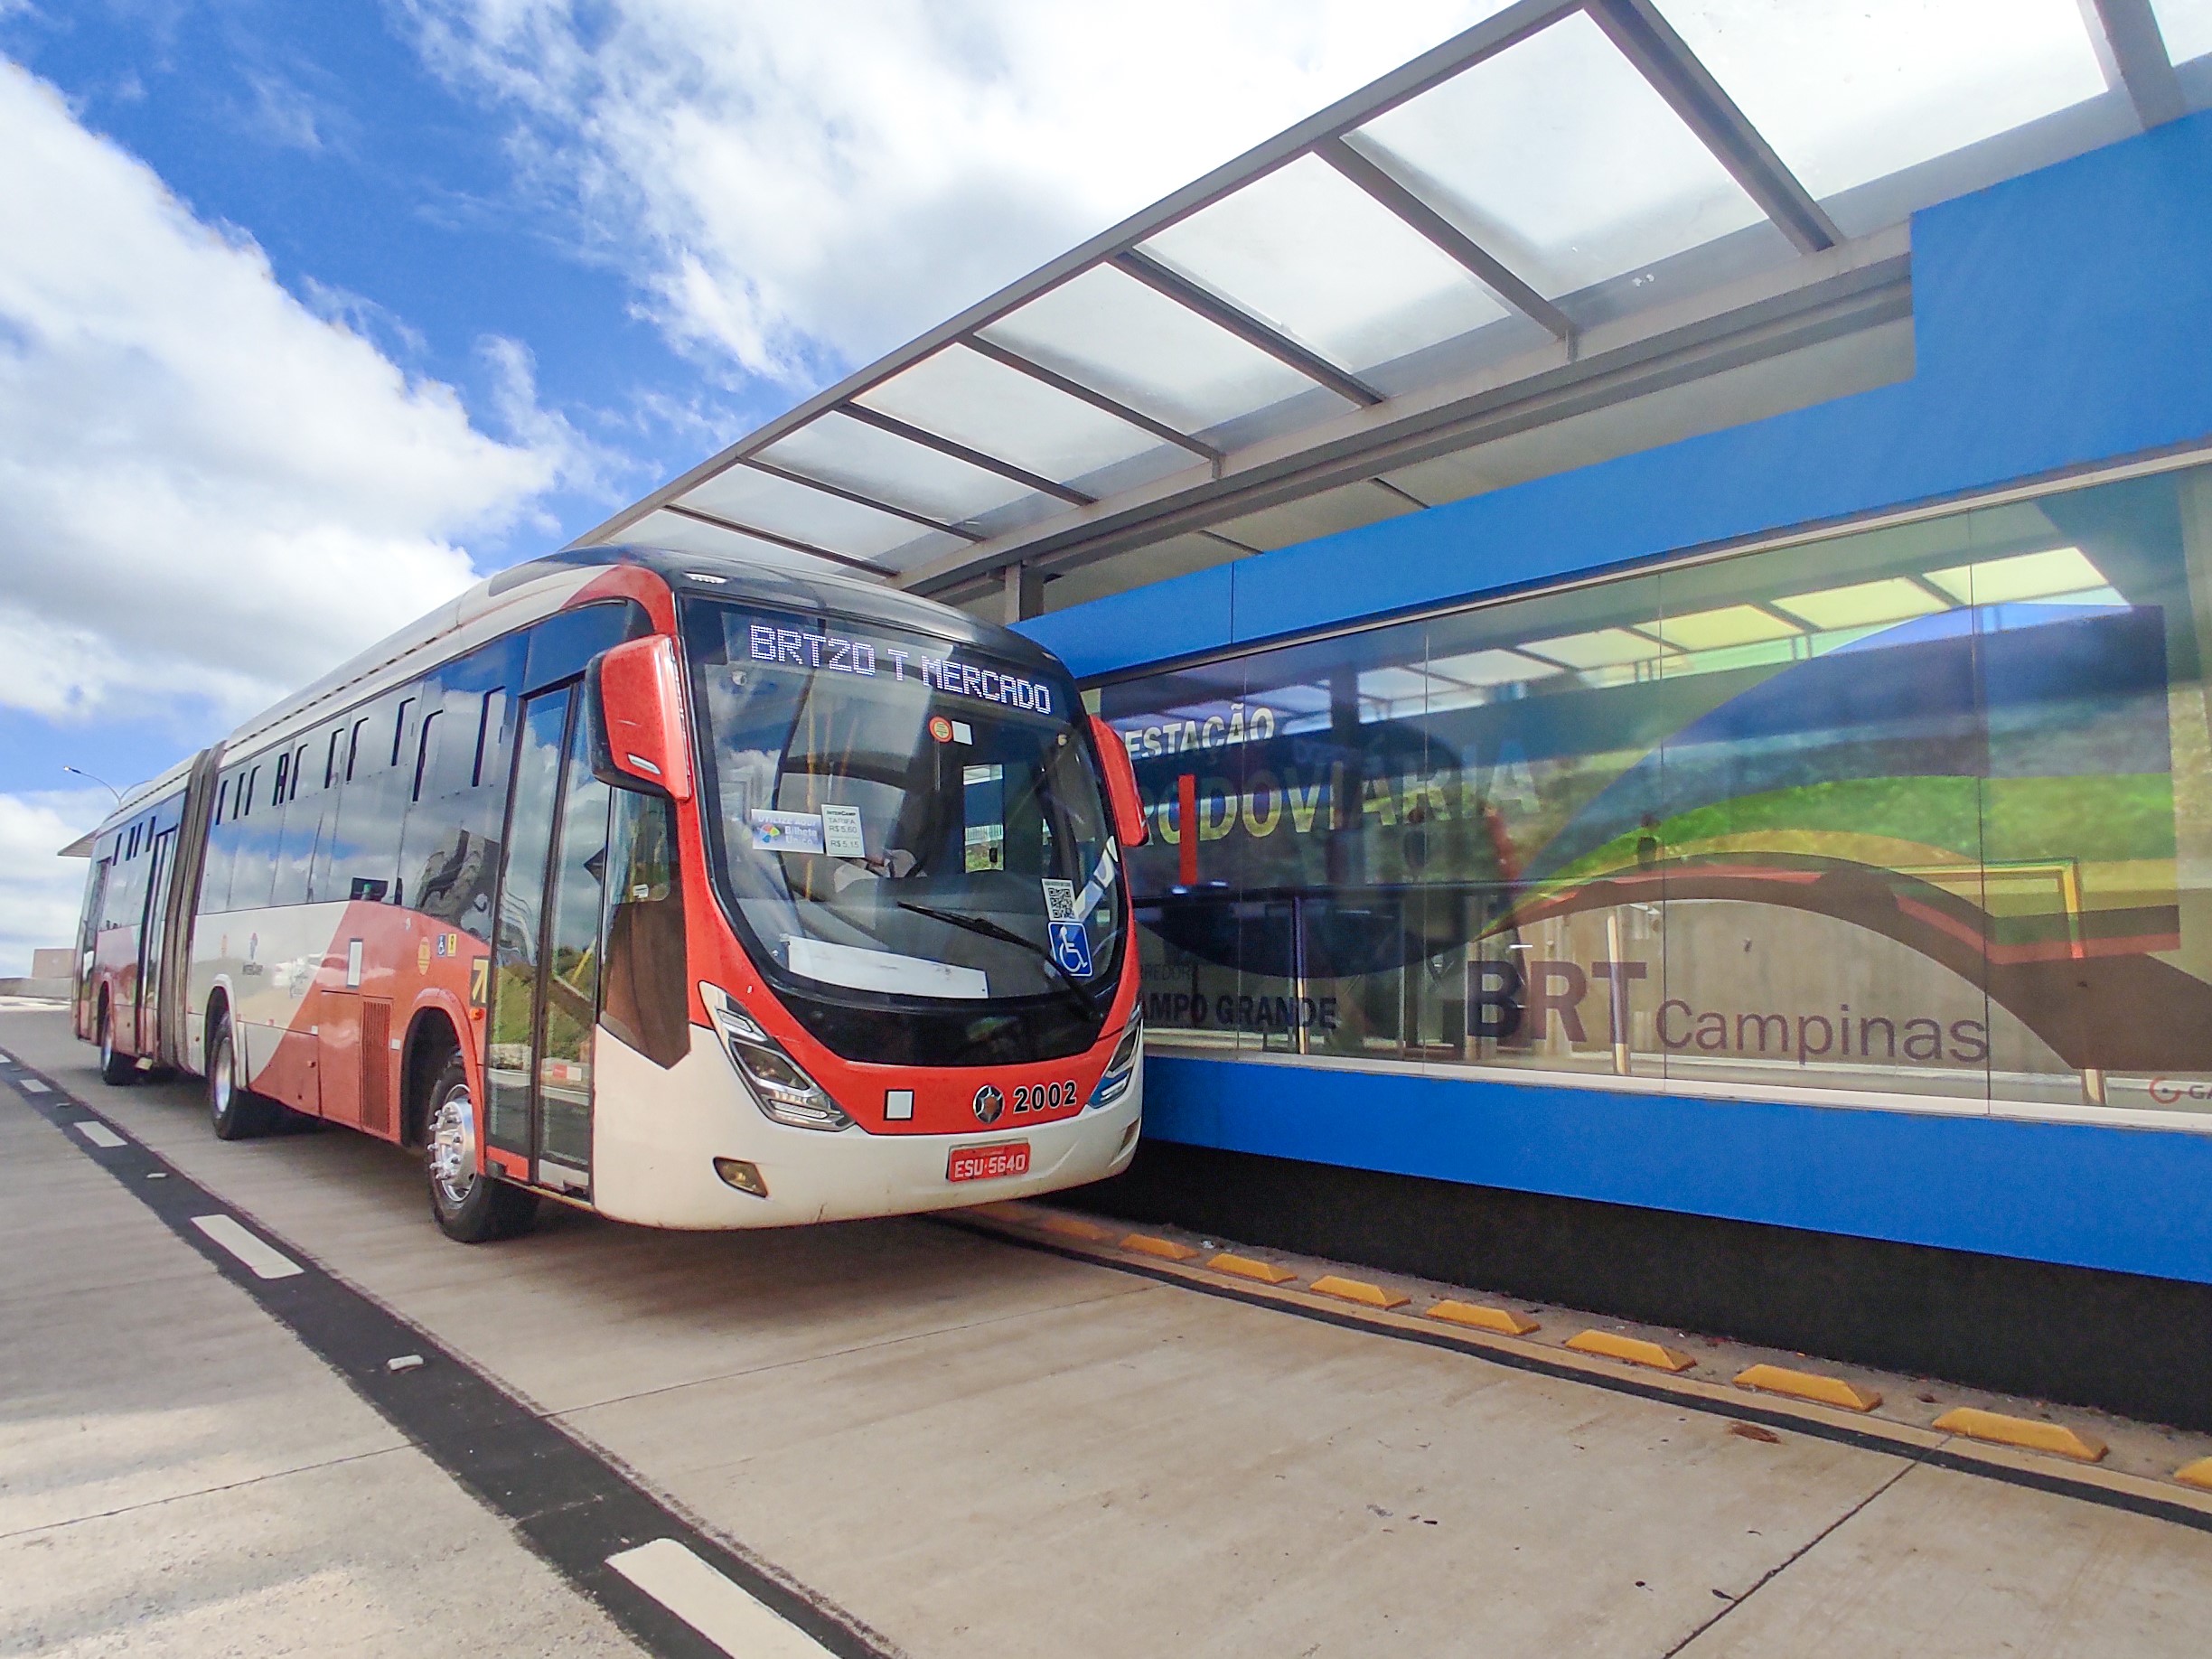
[
  {"left": 1089, "top": 1014, "right": 1142, "bottom": 1110},
  {"left": 700, "top": 983, "right": 853, "bottom": 1132}
]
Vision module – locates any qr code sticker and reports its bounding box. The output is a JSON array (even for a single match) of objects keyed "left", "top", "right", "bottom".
[{"left": 1040, "top": 879, "right": 1078, "bottom": 922}]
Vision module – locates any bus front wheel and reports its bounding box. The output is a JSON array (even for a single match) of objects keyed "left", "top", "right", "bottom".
[
  {"left": 206, "top": 1010, "right": 276, "bottom": 1140},
  {"left": 424, "top": 1053, "right": 537, "bottom": 1244}
]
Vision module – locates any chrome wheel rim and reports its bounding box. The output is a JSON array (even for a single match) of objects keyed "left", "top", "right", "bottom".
[
  {"left": 210, "top": 1034, "right": 232, "bottom": 1120},
  {"left": 430, "top": 1086, "right": 478, "bottom": 1208}
]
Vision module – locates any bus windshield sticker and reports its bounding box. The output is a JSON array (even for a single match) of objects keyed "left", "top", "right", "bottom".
[
  {"left": 1049, "top": 922, "right": 1094, "bottom": 979},
  {"left": 750, "top": 809, "right": 825, "bottom": 855},
  {"left": 951, "top": 720, "right": 973, "bottom": 745},
  {"left": 1041, "top": 879, "right": 1076, "bottom": 922},
  {"left": 820, "top": 803, "right": 866, "bottom": 858}
]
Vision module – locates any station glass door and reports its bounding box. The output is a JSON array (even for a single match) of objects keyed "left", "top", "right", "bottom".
[{"left": 485, "top": 684, "right": 612, "bottom": 1192}]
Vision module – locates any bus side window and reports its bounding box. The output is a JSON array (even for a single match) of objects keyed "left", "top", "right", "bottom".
[
  {"left": 324, "top": 691, "right": 405, "bottom": 904},
  {"left": 272, "top": 731, "right": 332, "bottom": 908},
  {"left": 229, "top": 761, "right": 279, "bottom": 912}
]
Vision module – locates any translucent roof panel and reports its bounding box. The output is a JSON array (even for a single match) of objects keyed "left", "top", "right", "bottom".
[
  {"left": 854, "top": 343, "right": 1176, "bottom": 489},
  {"left": 2151, "top": 0, "right": 2212, "bottom": 64},
  {"left": 623, "top": 510, "right": 859, "bottom": 577},
  {"left": 1136, "top": 154, "right": 1511, "bottom": 379},
  {"left": 755, "top": 408, "right": 1032, "bottom": 530},
  {"left": 683, "top": 464, "right": 953, "bottom": 562},
  {"left": 979, "top": 263, "right": 1332, "bottom": 436},
  {"left": 1655, "top": 1, "right": 2117, "bottom": 234},
  {"left": 1353, "top": 10, "right": 1773, "bottom": 302}
]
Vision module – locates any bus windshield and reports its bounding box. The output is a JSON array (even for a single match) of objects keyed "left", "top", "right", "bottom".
[{"left": 685, "top": 600, "right": 1124, "bottom": 1017}]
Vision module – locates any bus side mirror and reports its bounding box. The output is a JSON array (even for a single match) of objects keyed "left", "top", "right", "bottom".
[
  {"left": 1088, "top": 715, "right": 1148, "bottom": 848},
  {"left": 588, "top": 635, "right": 693, "bottom": 801}
]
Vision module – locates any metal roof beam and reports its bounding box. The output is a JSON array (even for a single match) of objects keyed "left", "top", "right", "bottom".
[
  {"left": 963, "top": 333, "right": 1223, "bottom": 465},
  {"left": 656, "top": 502, "right": 887, "bottom": 577},
  {"left": 737, "top": 456, "right": 984, "bottom": 541},
  {"left": 839, "top": 403, "right": 1096, "bottom": 506},
  {"left": 1316, "top": 136, "right": 1575, "bottom": 342},
  {"left": 1588, "top": 0, "right": 1841, "bottom": 255},
  {"left": 1113, "top": 248, "right": 1384, "bottom": 408},
  {"left": 2089, "top": 0, "right": 2188, "bottom": 128},
  {"left": 567, "top": 0, "right": 1582, "bottom": 550}
]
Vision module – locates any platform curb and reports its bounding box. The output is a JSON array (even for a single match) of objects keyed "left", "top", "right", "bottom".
[
  {"left": 941, "top": 1203, "right": 2212, "bottom": 1535},
  {"left": 1735, "top": 1363, "right": 1882, "bottom": 1413}
]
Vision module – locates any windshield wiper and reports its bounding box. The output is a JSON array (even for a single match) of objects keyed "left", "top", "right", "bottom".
[{"left": 895, "top": 899, "right": 1099, "bottom": 1012}]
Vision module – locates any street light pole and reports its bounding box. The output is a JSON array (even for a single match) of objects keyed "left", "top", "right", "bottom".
[{"left": 62, "top": 765, "right": 123, "bottom": 809}]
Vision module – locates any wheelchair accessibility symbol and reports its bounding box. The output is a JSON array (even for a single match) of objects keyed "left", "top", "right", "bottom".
[{"left": 1049, "top": 922, "right": 1094, "bottom": 978}]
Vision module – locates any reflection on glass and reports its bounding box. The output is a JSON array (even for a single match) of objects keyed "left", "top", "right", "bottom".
[
  {"left": 1103, "top": 458, "right": 2212, "bottom": 1121},
  {"left": 486, "top": 691, "right": 568, "bottom": 1154},
  {"left": 539, "top": 708, "right": 611, "bottom": 1171}
]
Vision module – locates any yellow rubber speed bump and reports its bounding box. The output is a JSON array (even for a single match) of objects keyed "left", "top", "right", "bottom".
[
  {"left": 1309, "top": 1274, "right": 1410, "bottom": 1310},
  {"left": 1120, "top": 1233, "right": 1199, "bottom": 1261},
  {"left": 1565, "top": 1330, "right": 1696, "bottom": 1373},
  {"left": 1036, "top": 1213, "right": 1111, "bottom": 1242},
  {"left": 1426, "top": 1298, "right": 1538, "bottom": 1336},
  {"left": 2174, "top": 1457, "right": 2212, "bottom": 1491},
  {"left": 1934, "top": 1406, "right": 2108, "bottom": 1463},
  {"left": 1734, "top": 1363, "right": 1881, "bottom": 1412},
  {"left": 1208, "top": 1252, "right": 1297, "bottom": 1285}
]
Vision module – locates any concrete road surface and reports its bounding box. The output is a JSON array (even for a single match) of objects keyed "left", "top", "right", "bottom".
[{"left": 5, "top": 1002, "right": 2211, "bottom": 1658}]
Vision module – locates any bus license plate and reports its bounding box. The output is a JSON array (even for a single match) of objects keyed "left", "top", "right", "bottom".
[{"left": 947, "top": 1141, "right": 1030, "bottom": 1183}]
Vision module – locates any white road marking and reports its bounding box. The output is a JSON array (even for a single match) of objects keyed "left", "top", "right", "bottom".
[
  {"left": 189, "top": 1214, "right": 305, "bottom": 1280},
  {"left": 606, "top": 1539, "right": 835, "bottom": 1658},
  {"left": 74, "top": 1121, "right": 127, "bottom": 1149},
  {"left": 18, "top": 1078, "right": 50, "bottom": 1093}
]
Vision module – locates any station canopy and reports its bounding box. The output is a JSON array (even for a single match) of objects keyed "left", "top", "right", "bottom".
[{"left": 576, "top": 0, "right": 2212, "bottom": 616}]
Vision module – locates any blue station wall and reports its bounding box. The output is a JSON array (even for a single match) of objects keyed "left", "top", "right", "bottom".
[{"left": 1021, "top": 111, "right": 2212, "bottom": 1286}]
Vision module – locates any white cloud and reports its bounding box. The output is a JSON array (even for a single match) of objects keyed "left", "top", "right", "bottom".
[
  {"left": 0, "top": 789, "right": 105, "bottom": 976},
  {"left": 0, "top": 58, "right": 587, "bottom": 732},
  {"left": 403, "top": 0, "right": 1511, "bottom": 382},
  {"left": 0, "top": 58, "right": 602, "bottom": 974}
]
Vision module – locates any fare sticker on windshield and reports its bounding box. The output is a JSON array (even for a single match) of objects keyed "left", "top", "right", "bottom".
[
  {"left": 746, "top": 621, "right": 1054, "bottom": 714},
  {"left": 1041, "top": 879, "right": 1077, "bottom": 922},
  {"left": 820, "top": 804, "right": 866, "bottom": 858},
  {"left": 750, "top": 809, "right": 825, "bottom": 855}
]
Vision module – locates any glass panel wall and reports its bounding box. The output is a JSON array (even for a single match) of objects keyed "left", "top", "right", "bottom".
[{"left": 1098, "top": 456, "right": 2212, "bottom": 1120}]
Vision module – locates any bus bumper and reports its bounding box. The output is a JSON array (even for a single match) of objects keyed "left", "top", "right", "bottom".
[{"left": 588, "top": 1023, "right": 1143, "bottom": 1229}]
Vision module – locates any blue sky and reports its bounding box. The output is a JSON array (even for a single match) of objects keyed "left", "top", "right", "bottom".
[{"left": 0, "top": 0, "right": 1501, "bottom": 968}]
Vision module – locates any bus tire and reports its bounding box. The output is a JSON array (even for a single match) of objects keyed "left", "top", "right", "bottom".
[
  {"left": 206, "top": 1008, "right": 276, "bottom": 1140},
  {"left": 424, "top": 1053, "right": 536, "bottom": 1243},
  {"left": 97, "top": 997, "right": 136, "bottom": 1087}
]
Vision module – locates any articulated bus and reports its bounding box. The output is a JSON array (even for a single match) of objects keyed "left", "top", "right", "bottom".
[{"left": 72, "top": 547, "right": 1148, "bottom": 1242}]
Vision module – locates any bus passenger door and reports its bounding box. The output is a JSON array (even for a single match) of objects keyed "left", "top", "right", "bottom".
[
  {"left": 134, "top": 830, "right": 176, "bottom": 1058},
  {"left": 485, "top": 684, "right": 611, "bottom": 1195}
]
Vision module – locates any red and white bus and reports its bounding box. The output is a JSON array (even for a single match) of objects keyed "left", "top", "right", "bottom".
[{"left": 72, "top": 547, "right": 1148, "bottom": 1241}]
